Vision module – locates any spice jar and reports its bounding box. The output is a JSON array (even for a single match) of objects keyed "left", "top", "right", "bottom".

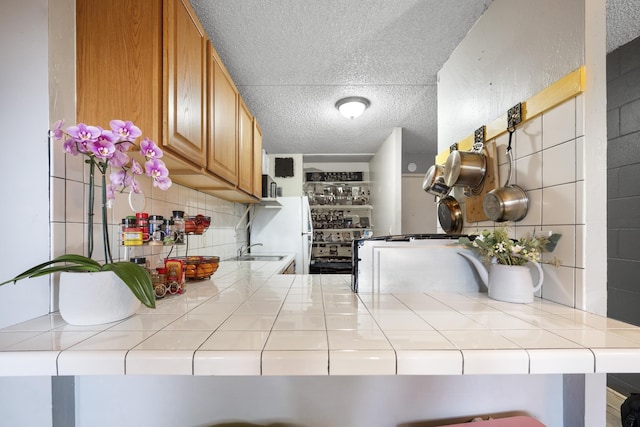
[
  {"left": 149, "top": 215, "right": 164, "bottom": 244},
  {"left": 172, "top": 210, "right": 185, "bottom": 244},
  {"left": 154, "top": 267, "right": 167, "bottom": 299},
  {"left": 163, "top": 219, "right": 175, "bottom": 244},
  {"left": 122, "top": 217, "right": 142, "bottom": 246},
  {"left": 136, "top": 212, "right": 149, "bottom": 242}
]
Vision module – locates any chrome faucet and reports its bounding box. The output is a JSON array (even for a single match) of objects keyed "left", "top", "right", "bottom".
[{"left": 238, "top": 243, "right": 263, "bottom": 257}]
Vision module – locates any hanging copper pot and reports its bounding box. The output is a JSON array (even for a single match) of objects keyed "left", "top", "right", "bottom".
[
  {"left": 483, "top": 149, "right": 528, "bottom": 222},
  {"left": 437, "top": 196, "right": 463, "bottom": 234}
]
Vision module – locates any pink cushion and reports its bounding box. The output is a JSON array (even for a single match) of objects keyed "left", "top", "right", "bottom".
[{"left": 436, "top": 416, "right": 545, "bottom": 427}]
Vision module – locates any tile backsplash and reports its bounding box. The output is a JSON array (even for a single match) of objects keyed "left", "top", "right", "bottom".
[
  {"left": 452, "top": 94, "right": 585, "bottom": 308},
  {"left": 49, "top": 138, "right": 249, "bottom": 303}
]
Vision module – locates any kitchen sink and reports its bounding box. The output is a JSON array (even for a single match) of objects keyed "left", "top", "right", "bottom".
[{"left": 232, "top": 255, "right": 285, "bottom": 262}]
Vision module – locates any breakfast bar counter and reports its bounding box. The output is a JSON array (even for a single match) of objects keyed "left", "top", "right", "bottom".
[
  {"left": 0, "top": 257, "right": 639, "bottom": 378},
  {"left": 0, "top": 258, "right": 638, "bottom": 426}
]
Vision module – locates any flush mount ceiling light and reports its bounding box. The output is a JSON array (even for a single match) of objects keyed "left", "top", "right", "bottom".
[{"left": 335, "top": 96, "right": 370, "bottom": 119}]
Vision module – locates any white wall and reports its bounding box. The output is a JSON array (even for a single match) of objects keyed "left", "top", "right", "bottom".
[
  {"left": 369, "top": 128, "right": 403, "bottom": 236},
  {"left": 267, "top": 153, "right": 304, "bottom": 197},
  {"left": 0, "top": 2, "right": 54, "bottom": 424},
  {"left": 437, "top": 0, "right": 607, "bottom": 313},
  {"left": 402, "top": 174, "right": 437, "bottom": 234},
  {"left": 0, "top": 0, "right": 51, "bottom": 328},
  {"left": 437, "top": 0, "right": 585, "bottom": 149}
]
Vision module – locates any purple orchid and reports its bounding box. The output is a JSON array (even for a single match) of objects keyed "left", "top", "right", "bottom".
[
  {"left": 145, "top": 158, "right": 169, "bottom": 179},
  {"left": 52, "top": 119, "right": 171, "bottom": 201},
  {"left": 66, "top": 123, "right": 101, "bottom": 144},
  {"left": 51, "top": 118, "right": 172, "bottom": 270},
  {"left": 154, "top": 176, "right": 173, "bottom": 191},
  {"left": 129, "top": 178, "right": 141, "bottom": 194},
  {"left": 116, "top": 140, "right": 135, "bottom": 152},
  {"left": 106, "top": 183, "right": 117, "bottom": 200},
  {"left": 109, "top": 150, "right": 130, "bottom": 168},
  {"left": 109, "top": 170, "right": 126, "bottom": 187},
  {"left": 62, "top": 139, "right": 79, "bottom": 155},
  {"left": 52, "top": 120, "right": 65, "bottom": 140},
  {"left": 110, "top": 120, "right": 142, "bottom": 142},
  {"left": 130, "top": 159, "right": 143, "bottom": 176},
  {"left": 87, "top": 130, "right": 117, "bottom": 160},
  {"left": 139, "top": 138, "right": 163, "bottom": 159}
]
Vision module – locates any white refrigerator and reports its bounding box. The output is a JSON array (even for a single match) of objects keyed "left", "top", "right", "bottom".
[{"left": 249, "top": 196, "right": 313, "bottom": 274}]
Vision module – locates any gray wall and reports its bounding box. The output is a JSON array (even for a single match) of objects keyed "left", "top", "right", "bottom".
[{"left": 607, "top": 34, "right": 640, "bottom": 395}]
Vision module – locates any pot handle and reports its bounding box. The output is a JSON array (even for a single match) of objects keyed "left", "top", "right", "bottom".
[
  {"left": 531, "top": 261, "right": 544, "bottom": 293},
  {"left": 504, "top": 131, "right": 515, "bottom": 187}
]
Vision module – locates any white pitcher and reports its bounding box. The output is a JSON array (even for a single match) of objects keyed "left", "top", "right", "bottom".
[{"left": 458, "top": 251, "right": 544, "bottom": 303}]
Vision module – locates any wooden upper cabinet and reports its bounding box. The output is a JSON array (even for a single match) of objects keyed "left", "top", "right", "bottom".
[
  {"left": 237, "top": 97, "right": 254, "bottom": 194},
  {"left": 77, "top": 0, "right": 263, "bottom": 202},
  {"left": 253, "top": 119, "right": 263, "bottom": 198},
  {"left": 163, "top": 0, "right": 207, "bottom": 166},
  {"left": 76, "top": 0, "right": 163, "bottom": 143},
  {"left": 208, "top": 44, "right": 239, "bottom": 185}
]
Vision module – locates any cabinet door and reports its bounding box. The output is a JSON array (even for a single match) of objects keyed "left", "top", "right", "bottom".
[
  {"left": 77, "top": 0, "right": 162, "bottom": 142},
  {"left": 208, "top": 46, "right": 238, "bottom": 185},
  {"left": 237, "top": 97, "right": 254, "bottom": 194},
  {"left": 252, "top": 119, "right": 263, "bottom": 198},
  {"left": 164, "top": 0, "right": 207, "bottom": 166}
]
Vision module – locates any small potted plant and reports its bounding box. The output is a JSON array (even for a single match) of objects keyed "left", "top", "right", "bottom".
[
  {"left": 0, "top": 120, "right": 172, "bottom": 324},
  {"left": 457, "top": 227, "right": 561, "bottom": 303}
]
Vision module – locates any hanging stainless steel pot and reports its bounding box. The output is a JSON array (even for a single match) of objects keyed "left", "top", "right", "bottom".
[
  {"left": 437, "top": 196, "right": 463, "bottom": 234},
  {"left": 443, "top": 150, "right": 487, "bottom": 189},
  {"left": 483, "top": 149, "right": 528, "bottom": 222},
  {"left": 422, "top": 164, "right": 450, "bottom": 196}
]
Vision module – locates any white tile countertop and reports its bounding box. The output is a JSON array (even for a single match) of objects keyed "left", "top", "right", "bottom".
[{"left": 2, "top": 256, "right": 640, "bottom": 377}]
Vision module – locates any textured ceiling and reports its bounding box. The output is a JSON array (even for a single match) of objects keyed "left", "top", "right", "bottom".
[
  {"left": 190, "top": 0, "right": 640, "bottom": 163},
  {"left": 607, "top": 0, "right": 640, "bottom": 52}
]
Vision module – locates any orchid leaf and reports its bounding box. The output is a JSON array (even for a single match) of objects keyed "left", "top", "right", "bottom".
[
  {"left": 0, "top": 254, "right": 102, "bottom": 286},
  {"left": 103, "top": 262, "right": 156, "bottom": 309},
  {"left": 1, "top": 255, "right": 155, "bottom": 310}
]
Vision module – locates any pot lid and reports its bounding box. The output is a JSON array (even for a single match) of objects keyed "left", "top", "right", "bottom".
[{"left": 443, "top": 151, "right": 463, "bottom": 187}]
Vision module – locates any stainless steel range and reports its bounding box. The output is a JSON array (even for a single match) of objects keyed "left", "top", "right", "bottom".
[{"left": 351, "top": 234, "right": 482, "bottom": 294}]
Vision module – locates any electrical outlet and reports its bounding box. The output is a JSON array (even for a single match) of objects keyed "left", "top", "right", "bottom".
[{"left": 534, "top": 230, "right": 553, "bottom": 238}]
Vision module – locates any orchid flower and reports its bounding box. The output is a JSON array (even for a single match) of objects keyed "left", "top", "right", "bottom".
[
  {"left": 110, "top": 120, "right": 141, "bottom": 142},
  {"left": 109, "top": 170, "right": 126, "bottom": 187},
  {"left": 130, "top": 159, "right": 143, "bottom": 175},
  {"left": 62, "top": 139, "right": 79, "bottom": 156},
  {"left": 66, "top": 123, "right": 101, "bottom": 144},
  {"left": 109, "top": 150, "right": 130, "bottom": 168},
  {"left": 145, "top": 158, "right": 169, "bottom": 179},
  {"left": 154, "top": 176, "right": 173, "bottom": 191},
  {"left": 52, "top": 119, "right": 172, "bottom": 202},
  {"left": 140, "top": 138, "right": 163, "bottom": 159},
  {"left": 87, "top": 130, "right": 117, "bottom": 160},
  {"left": 52, "top": 120, "right": 65, "bottom": 140}
]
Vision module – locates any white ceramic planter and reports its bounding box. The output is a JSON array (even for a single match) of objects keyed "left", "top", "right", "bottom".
[
  {"left": 487, "top": 263, "right": 544, "bottom": 304},
  {"left": 59, "top": 271, "right": 140, "bottom": 325},
  {"left": 458, "top": 251, "right": 544, "bottom": 304}
]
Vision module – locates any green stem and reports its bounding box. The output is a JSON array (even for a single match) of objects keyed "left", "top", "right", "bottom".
[
  {"left": 87, "top": 159, "right": 95, "bottom": 258},
  {"left": 98, "top": 163, "right": 113, "bottom": 264}
]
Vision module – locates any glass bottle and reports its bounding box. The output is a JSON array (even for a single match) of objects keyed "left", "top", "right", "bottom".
[{"left": 172, "top": 210, "right": 185, "bottom": 244}]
